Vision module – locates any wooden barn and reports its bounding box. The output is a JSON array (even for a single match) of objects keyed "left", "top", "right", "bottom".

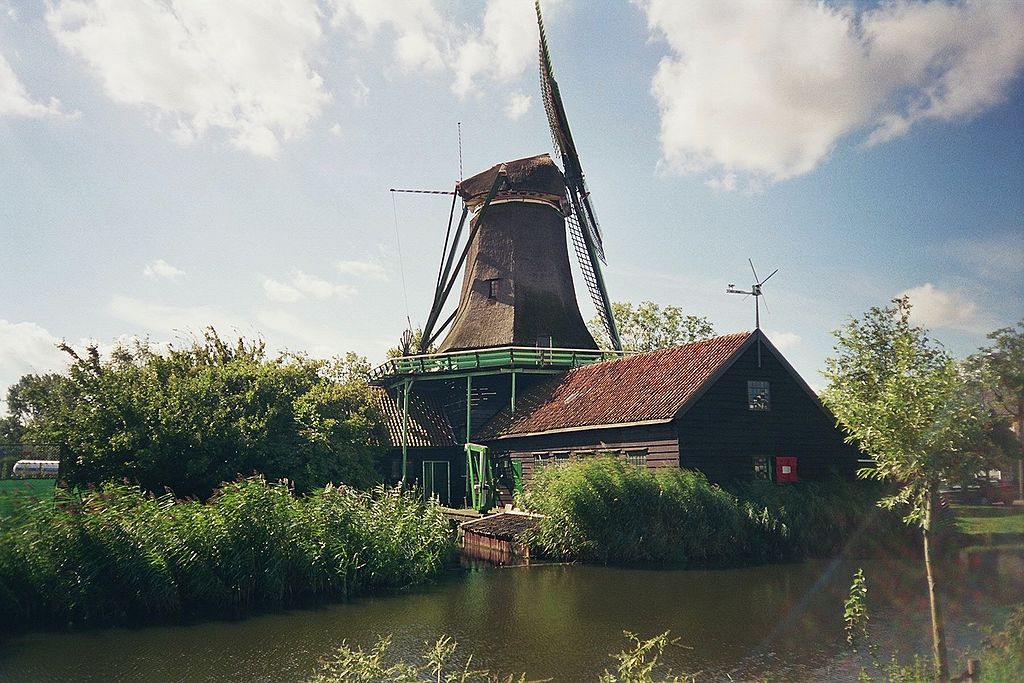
[{"left": 474, "top": 330, "right": 861, "bottom": 487}]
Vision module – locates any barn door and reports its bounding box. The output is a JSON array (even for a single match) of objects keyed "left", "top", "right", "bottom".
[{"left": 422, "top": 461, "right": 451, "bottom": 506}]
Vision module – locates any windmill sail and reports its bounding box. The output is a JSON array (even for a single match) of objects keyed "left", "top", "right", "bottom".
[{"left": 536, "top": 1, "right": 621, "bottom": 352}]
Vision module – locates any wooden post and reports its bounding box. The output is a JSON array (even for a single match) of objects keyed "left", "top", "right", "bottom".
[{"left": 400, "top": 380, "right": 411, "bottom": 484}]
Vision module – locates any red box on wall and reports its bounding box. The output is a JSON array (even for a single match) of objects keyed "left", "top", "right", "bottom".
[{"left": 776, "top": 456, "right": 798, "bottom": 482}]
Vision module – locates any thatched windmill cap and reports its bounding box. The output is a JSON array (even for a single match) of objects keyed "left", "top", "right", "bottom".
[{"left": 457, "top": 153, "right": 566, "bottom": 210}]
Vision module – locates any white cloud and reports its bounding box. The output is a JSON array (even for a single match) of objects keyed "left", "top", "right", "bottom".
[
  {"left": 898, "top": 282, "right": 982, "bottom": 332},
  {"left": 641, "top": 0, "right": 1024, "bottom": 183},
  {"left": 256, "top": 308, "right": 341, "bottom": 358},
  {"left": 108, "top": 295, "right": 252, "bottom": 337},
  {"left": 452, "top": 0, "right": 543, "bottom": 97},
  {"left": 705, "top": 173, "right": 737, "bottom": 192},
  {"left": 505, "top": 92, "right": 531, "bottom": 121},
  {"left": 47, "top": 0, "right": 330, "bottom": 157},
  {"left": 331, "top": 0, "right": 552, "bottom": 100},
  {"left": 0, "top": 320, "right": 69, "bottom": 414},
  {"left": 336, "top": 259, "right": 387, "bottom": 280},
  {"left": 263, "top": 278, "right": 304, "bottom": 303},
  {"left": 766, "top": 330, "right": 801, "bottom": 352},
  {"left": 948, "top": 233, "right": 1024, "bottom": 283},
  {"left": 329, "top": 0, "right": 446, "bottom": 72},
  {"left": 0, "top": 51, "right": 69, "bottom": 118},
  {"left": 142, "top": 258, "right": 185, "bottom": 281},
  {"left": 263, "top": 270, "right": 356, "bottom": 302}
]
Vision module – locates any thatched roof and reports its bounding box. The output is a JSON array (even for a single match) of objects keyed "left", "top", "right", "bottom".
[{"left": 457, "top": 153, "right": 566, "bottom": 209}]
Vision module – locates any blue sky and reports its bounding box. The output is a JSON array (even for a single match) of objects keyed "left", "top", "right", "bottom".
[{"left": 1, "top": 0, "right": 1022, "bottom": 411}]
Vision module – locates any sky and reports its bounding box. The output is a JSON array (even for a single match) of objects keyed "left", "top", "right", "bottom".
[{"left": 1, "top": 0, "right": 1022, "bottom": 412}]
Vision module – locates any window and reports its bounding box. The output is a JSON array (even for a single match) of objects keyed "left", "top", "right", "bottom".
[
  {"left": 574, "top": 449, "right": 596, "bottom": 460},
  {"left": 752, "top": 456, "right": 771, "bottom": 481},
  {"left": 748, "top": 380, "right": 770, "bottom": 411},
  {"left": 624, "top": 448, "right": 648, "bottom": 468},
  {"left": 487, "top": 278, "right": 500, "bottom": 299},
  {"left": 534, "top": 452, "right": 551, "bottom": 471},
  {"left": 536, "top": 335, "right": 553, "bottom": 348}
]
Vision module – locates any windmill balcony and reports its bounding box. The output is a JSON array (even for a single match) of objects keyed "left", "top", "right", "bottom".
[{"left": 368, "top": 345, "right": 622, "bottom": 386}]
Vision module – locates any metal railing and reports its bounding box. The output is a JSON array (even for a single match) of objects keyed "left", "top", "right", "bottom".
[{"left": 369, "top": 346, "right": 622, "bottom": 383}]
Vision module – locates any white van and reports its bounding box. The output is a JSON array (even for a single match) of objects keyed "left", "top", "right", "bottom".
[{"left": 11, "top": 460, "right": 60, "bottom": 478}]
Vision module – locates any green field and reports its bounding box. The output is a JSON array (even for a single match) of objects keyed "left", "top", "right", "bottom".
[
  {"left": 0, "top": 479, "right": 56, "bottom": 520},
  {"left": 952, "top": 504, "right": 1024, "bottom": 537}
]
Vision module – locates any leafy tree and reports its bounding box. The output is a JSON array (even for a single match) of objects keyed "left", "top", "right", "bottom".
[
  {"left": 821, "top": 297, "right": 990, "bottom": 681},
  {"left": 969, "top": 320, "right": 1024, "bottom": 501},
  {"left": 12, "top": 329, "right": 387, "bottom": 498},
  {"left": 0, "top": 414, "right": 25, "bottom": 445},
  {"left": 588, "top": 301, "right": 714, "bottom": 353}
]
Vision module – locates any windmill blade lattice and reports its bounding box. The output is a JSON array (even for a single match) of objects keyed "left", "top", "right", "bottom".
[
  {"left": 537, "top": 1, "right": 620, "bottom": 350},
  {"left": 537, "top": 2, "right": 606, "bottom": 264}
]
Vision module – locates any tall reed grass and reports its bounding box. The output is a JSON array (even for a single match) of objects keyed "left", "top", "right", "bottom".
[
  {"left": 0, "top": 477, "right": 453, "bottom": 630},
  {"left": 517, "top": 458, "right": 898, "bottom": 565}
]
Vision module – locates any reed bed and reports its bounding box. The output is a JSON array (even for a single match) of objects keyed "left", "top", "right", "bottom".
[
  {"left": 517, "top": 458, "right": 896, "bottom": 565},
  {"left": 0, "top": 477, "right": 453, "bottom": 630}
]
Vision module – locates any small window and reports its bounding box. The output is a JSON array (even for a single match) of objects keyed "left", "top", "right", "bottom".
[
  {"left": 748, "top": 380, "right": 770, "bottom": 411},
  {"left": 752, "top": 456, "right": 771, "bottom": 481},
  {"left": 534, "top": 452, "right": 551, "bottom": 471},
  {"left": 487, "top": 279, "right": 500, "bottom": 299},
  {"left": 552, "top": 451, "right": 570, "bottom": 461},
  {"left": 574, "top": 449, "right": 596, "bottom": 460},
  {"left": 536, "top": 335, "right": 553, "bottom": 348},
  {"left": 625, "top": 448, "right": 648, "bottom": 468}
]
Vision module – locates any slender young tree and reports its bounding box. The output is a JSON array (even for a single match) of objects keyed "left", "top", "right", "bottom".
[{"left": 821, "top": 297, "right": 989, "bottom": 682}]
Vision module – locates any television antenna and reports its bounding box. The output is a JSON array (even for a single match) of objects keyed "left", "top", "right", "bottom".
[{"left": 726, "top": 259, "right": 779, "bottom": 330}]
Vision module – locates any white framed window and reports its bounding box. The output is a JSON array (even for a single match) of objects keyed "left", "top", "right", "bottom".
[
  {"left": 748, "top": 380, "right": 770, "bottom": 411},
  {"left": 624, "top": 448, "right": 648, "bottom": 468},
  {"left": 752, "top": 456, "right": 771, "bottom": 481}
]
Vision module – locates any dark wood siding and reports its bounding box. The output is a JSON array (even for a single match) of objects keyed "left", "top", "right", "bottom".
[
  {"left": 486, "top": 423, "right": 679, "bottom": 484},
  {"left": 675, "top": 338, "right": 860, "bottom": 482},
  {"left": 384, "top": 446, "right": 467, "bottom": 507}
]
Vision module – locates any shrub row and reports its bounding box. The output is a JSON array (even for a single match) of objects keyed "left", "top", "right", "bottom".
[
  {"left": 516, "top": 458, "right": 902, "bottom": 565},
  {"left": 0, "top": 477, "right": 454, "bottom": 629}
]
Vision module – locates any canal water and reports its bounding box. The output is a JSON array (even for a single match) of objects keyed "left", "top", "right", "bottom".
[{"left": 0, "top": 556, "right": 1016, "bottom": 682}]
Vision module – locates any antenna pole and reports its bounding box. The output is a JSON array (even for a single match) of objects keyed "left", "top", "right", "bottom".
[{"left": 458, "top": 121, "right": 464, "bottom": 181}]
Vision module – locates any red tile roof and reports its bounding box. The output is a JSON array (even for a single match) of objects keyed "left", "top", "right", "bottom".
[{"left": 476, "top": 332, "right": 753, "bottom": 439}]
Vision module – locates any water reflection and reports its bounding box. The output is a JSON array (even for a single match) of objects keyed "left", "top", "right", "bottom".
[{"left": 0, "top": 557, "right": 1015, "bottom": 682}]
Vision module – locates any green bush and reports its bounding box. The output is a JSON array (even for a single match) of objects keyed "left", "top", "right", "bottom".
[
  {"left": 517, "top": 458, "right": 893, "bottom": 565},
  {"left": 6, "top": 332, "right": 388, "bottom": 499},
  {"left": 0, "top": 477, "right": 454, "bottom": 629}
]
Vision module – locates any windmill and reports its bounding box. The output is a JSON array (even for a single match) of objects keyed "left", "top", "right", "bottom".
[
  {"left": 726, "top": 259, "right": 779, "bottom": 330},
  {"left": 375, "top": 1, "right": 625, "bottom": 506},
  {"left": 416, "top": 1, "right": 622, "bottom": 354}
]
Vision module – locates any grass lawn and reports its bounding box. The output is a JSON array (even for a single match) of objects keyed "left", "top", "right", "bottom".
[
  {"left": 0, "top": 478, "right": 56, "bottom": 520},
  {"left": 952, "top": 504, "right": 1024, "bottom": 537}
]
